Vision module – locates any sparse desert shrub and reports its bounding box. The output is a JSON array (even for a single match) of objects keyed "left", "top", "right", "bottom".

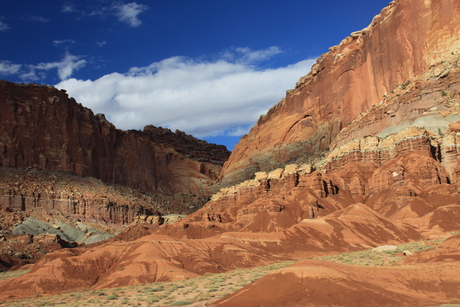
[
  {"left": 169, "top": 301, "right": 192, "bottom": 306},
  {"left": 151, "top": 285, "right": 165, "bottom": 292},
  {"left": 423, "top": 246, "right": 436, "bottom": 252},
  {"left": 146, "top": 296, "right": 159, "bottom": 303},
  {"left": 106, "top": 294, "right": 118, "bottom": 300},
  {"left": 400, "top": 81, "right": 411, "bottom": 89}
]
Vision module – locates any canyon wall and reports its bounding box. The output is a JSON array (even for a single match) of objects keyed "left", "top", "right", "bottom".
[
  {"left": 219, "top": 0, "right": 460, "bottom": 187},
  {"left": 0, "top": 80, "right": 230, "bottom": 196},
  {"left": 0, "top": 167, "right": 166, "bottom": 227}
]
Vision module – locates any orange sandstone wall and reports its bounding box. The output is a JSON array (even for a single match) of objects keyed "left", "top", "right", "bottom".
[{"left": 219, "top": 0, "right": 460, "bottom": 186}]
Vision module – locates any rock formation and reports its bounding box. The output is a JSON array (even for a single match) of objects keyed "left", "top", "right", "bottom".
[
  {"left": 2, "top": 142, "right": 458, "bottom": 300},
  {"left": 0, "top": 80, "right": 230, "bottom": 195},
  {"left": 0, "top": 79, "right": 229, "bottom": 259},
  {"left": 0, "top": 167, "right": 163, "bottom": 226},
  {"left": 219, "top": 0, "right": 460, "bottom": 187},
  {"left": 3, "top": 0, "right": 460, "bottom": 306},
  {"left": 156, "top": 149, "right": 458, "bottom": 240},
  {"left": 0, "top": 203, "right": 422, "bottom": 300}
]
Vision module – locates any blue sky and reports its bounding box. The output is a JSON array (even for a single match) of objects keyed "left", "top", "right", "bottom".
[{"left": 0, "top": 1, "right": 390, "bottom": 150}]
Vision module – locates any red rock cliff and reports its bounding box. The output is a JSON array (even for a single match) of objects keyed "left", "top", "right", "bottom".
[
  {"left": 219, "top": 0, "right": 460, "bottom": 186},
  {"left": 0, "top": 80, "right": 230, "bottom": 195}
]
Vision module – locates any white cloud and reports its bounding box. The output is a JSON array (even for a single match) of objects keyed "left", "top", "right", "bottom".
[
  {"left": 235, "top": 46, "right": 283, "bottom": 63},
  {"left": 227, "top": 126, "right": 252, "bottom": 137},
  {"left": 62, "top": 1, "right": 148, "bottom": 27},
  {"left": 61, "top": 4, "right": 75, "bottom": 13},
  {"left": 19, "top": 52, "right": 87, "bottom": 81},
  {"left": 0, "top": 61, "right": 21, "bottom": 75},
  {"left": 96, "top": 41, "right": 107, "bottom": 47},
  {"left": 114, "top": 2, "right": 148, "bottom": 27},
  {"left": 19, "top": 71, "right": 40, "bottom": 81},
  {"left": 0, "top": 20, "right": 9, "bottom": 32},
  {"left": 39, "top": 53, "right": 87, "bottom": 80},
  {"left": 56, "top": 47, "right": 315, "bottom": 138},
  {"left": 29, "top": 16, "right": 50, "bottom": 23},
  {"left": 53, "top": 39, "right": 76, "bottom": 48},
  {"left": 61, "top": 2, "right": 105, "bottom": 17}
]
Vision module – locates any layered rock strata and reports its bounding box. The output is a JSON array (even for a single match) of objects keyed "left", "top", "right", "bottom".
[
  {"left": 219, "top": 0, "right": 460, "bottom": 187},
  {"left": 155, "top": 149, "right": 459, "bottom": 240},
  {"left": 0, "top": 80, "right": 230, "bottom": 195},
  {"left": 325, "top": 126, "right": 460, "bottom": 177},
  {"left": 0, "top": 167, "right": 163, "bottom": 227},
  {"left": 2, "top": 146, "right": 459, "bottom": 301}
]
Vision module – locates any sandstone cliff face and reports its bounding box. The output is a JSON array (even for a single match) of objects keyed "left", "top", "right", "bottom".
[
  {"left": 0, "top": 166, "right": 209, "bottom": 265},
  {"left": 155, "top": 147, "right": 459, "bottom": 240},
  {"left": 0, "top": 167, "right": 161, "bottom": 227},
  {"left": 219, "top": 0, "right": 460, "bottom": 187},
  {"left": 322, "top": 62, "right": 460, "bottom": 187},
  {"left": 0, "top": 80, "right": 230, "bottom": 195}
]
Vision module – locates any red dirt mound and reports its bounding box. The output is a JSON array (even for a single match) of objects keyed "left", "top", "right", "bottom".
[
  {"left": 0, "top": 204, "right": 421, "bottom": 301},
  {"left": 212, "top": 259, "right": 460, "bottom": 307},
  {"left": 0, "top": 234, "right": 279, "bottom": 300},
  {"left": 399, "top": 232, "right": 460, "bottom": 264},
  {"left": 399, "top": 204, "right": 460, "bottom": 239}
]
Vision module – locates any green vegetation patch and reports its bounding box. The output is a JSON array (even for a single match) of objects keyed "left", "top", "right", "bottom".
[{"left": 316, "top": 239, "right": 445, "bottom": 266}]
